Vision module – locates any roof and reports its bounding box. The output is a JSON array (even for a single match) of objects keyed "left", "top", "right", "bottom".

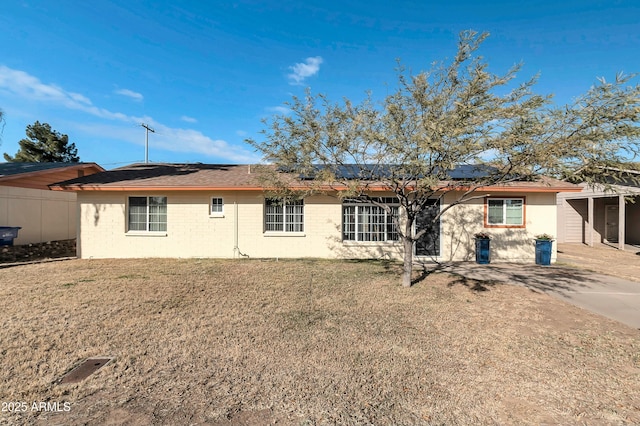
[
  {"left": 0, "top": 162, "right": 100, "bottom": 177},
  {"left": 50, "top": 163, "right": 267, "bottom": 191},
  {"left": 50, "top": 162, "right": 581, "bottom": 193},
  {"left": 0, "top": 162, "right": 105, "bottom": 190}
]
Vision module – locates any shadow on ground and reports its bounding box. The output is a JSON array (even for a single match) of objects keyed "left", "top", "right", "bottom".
[{"left": 430, "top": 262, "right": 597, "bottom": 297}]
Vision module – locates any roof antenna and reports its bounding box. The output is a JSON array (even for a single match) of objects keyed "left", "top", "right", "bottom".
[{"left": 140, "top": 123, "right": 155, "bottom": 163}]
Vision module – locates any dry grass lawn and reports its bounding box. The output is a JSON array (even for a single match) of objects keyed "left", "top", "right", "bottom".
[{"left": 0, "top": 259, "right": 639, "bottom": 425}]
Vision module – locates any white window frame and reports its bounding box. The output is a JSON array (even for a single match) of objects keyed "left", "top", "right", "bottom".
[
  {"left": 210, "top": 197, "right": 224, "bottom": 217},
  {"left": 127, "top": 196, "right": 168, "bottom": 234},
  {"left": 486, "top": 197, "right": 525, "bottom": 227},
  {"left": 342, "top": 198, "right": 399, "bottom": 242},
  {"left": 264, "top": 198, "right": 305, "bottom": 234}
]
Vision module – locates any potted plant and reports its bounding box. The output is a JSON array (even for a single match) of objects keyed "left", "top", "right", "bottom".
[
  {"left": 534, "top": 234, "right": 554, "bottom": 266},
  {"left": 474, "top": 232, "right": 491, "bottom": 264}
]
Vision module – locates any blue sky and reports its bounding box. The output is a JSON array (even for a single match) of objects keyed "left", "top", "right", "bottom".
[{"left": 1, "top": 1, "right": 639, "bottom": 169}]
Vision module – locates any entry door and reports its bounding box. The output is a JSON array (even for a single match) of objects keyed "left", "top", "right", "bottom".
[
  {"left": 605, "top": 204, "right": 619, "bottom": 242},
  {"left": 415, "top": 200, "right": 441, "bottom": 257}
]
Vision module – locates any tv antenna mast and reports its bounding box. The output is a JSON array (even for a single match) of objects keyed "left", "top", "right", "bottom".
[{"left": 140, "top": 123, "right": 155, "bottom": 163}]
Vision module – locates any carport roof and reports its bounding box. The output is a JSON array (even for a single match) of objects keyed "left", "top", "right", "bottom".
[
  {"left": 0, "top": 162, "right": 103, "bottom": 177},
  {"left": 0, "top": 162, "right": 105, "bottom": 190}
]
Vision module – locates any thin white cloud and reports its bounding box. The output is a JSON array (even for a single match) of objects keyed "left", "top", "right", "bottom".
[
  {"left": 115, "top": 88, "right": 144, "bottom": 101},
  {"left": 287, "top": 56, "right": 323, "bottom": 85},
  {"left": 0, "top": 65, "right": 97, "bottom": 112},
  {"left": 236, "top": 130, "right": 247, "bottom": 137},
  {"left": 68, "top": 92, "right": 92, "bottom": 105},
  {"left": 0, "top": 66, "right": 130, "bottom": 121},
  {"left": 0, "top": 65, "right": 257, "bottom": 162},
  {"left": 151, "top": 124, "right": 256, "bottom": 162},
  {"left": 180, "top": 115, "right": 197, "bottom": 123},
  {"left": 266, "top": 106, "right": 291, "bottom": 115},
  {"left": 71, "top": 121, "right": 258, "bottom": 163}
]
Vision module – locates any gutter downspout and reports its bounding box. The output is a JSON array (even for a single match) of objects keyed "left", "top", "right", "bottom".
[
  {"left": 233, "top": 198, "right": 249, "bottom": 258},
  {"left": 234, "top": 200, "right": 238, "bottom": 258}
]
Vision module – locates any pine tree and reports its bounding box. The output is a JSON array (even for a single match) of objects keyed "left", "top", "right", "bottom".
[{"left": 4, "top": 121, "right": 80, "bottom": 163}]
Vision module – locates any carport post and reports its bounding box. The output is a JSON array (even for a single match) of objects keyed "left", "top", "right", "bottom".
[
  {"left": 588, "top": 197, "right": 594, "bottom": 247},
  {"left": 618, "top": 195, "right": 625, "bottom": 250}
]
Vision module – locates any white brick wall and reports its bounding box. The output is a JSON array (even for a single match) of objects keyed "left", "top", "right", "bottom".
[
  {"left": 77, "top": 190, "right": 558, "bottom": 262},
  {"left": 441, "top": 192, "right": 558, "bottom": 262}
]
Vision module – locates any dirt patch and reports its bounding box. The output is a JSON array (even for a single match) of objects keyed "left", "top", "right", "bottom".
[
  {"left": 0, "top": 259, "right": 638, "bottom": 425},
  {"left": 208, "top": 408, "right": 284, "bottom": 426}
]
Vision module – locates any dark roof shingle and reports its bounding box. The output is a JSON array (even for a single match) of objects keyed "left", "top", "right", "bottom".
[
  {"left": 50, "top": 162, "right": 581, "bottom": 193},
  {"left": 52, "top": 163, "right": 266, "bottom": 189}
]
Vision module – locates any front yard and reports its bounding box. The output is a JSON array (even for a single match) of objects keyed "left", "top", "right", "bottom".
[{"left": 0, "top": 259, "right": 638, "bottom": 425}]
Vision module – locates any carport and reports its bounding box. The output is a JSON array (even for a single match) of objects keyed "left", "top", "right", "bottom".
[{"left": 557, "top": 181, "right": 640, "bottom": 250}]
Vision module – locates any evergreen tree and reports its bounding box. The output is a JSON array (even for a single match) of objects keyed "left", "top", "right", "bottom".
[{"left": 4, "top": 121, "right": 80, "bottom": 163}]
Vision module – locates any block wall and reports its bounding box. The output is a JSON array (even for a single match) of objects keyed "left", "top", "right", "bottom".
[{"left": 0, "top": 186, "right": 76, "bottom": 244}]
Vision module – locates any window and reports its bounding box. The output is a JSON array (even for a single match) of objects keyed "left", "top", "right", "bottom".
[
  {"left": 211, "top": 197, "right": 224, "bottom": 215},
  {"left": 343, "top": 198, "right": 399, "bottom": 242},
  {"left": 415, "top": 199, "right": 440, "bottom": 256},
  {"left": 265, "top": 198, "right": 304, "bottom": 232},
  {"left": 128, "top": 196, "right": 167, "bottom": 232},
  {"left": 485, "top": 197, "right": 525, "bottom": 227}
]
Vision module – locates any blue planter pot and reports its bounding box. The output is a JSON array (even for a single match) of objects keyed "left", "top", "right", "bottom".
[
  {"left": 535, "top": 239, "right": 553, "bottom": 266},
  {"left": 475, "top": 239, "right": 491, "bottom": 264}
]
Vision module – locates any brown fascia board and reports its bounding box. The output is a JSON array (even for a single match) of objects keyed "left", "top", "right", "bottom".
[
  {"left": 50, "top": 182, "right": 582, "bottom": 193},
  {"left": 1, "top": 164, "right": 105, "bottom": 188},
  {"left": 50, "top": 185, "right": 268, "bottom": 191}
]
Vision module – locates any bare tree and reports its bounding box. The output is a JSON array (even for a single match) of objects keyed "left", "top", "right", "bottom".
[
  {"left": 0, "top": 109, "right": 5, "bottom": 142},
  {"left": 248, "top": 31, "right": 640, "bottom": 287}
]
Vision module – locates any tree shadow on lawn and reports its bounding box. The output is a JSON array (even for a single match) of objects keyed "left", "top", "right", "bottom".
[
  {"left": 344, "top": 258, "right": 401, "bottom": 276},
  {"left": 446, "top": 273, "right": 499, "bottom": 292},
  {"left": 431, "top": 262, "right": 603, "bottom": 298},
  {"left": 411, "top": 261, "right": 499, "bottom": 291},
  {"left": 344, "top": 259, "right": 502, "bottom": 290},
  {"left": 342, "top": 259, "right": 601, "bottom": 299}
]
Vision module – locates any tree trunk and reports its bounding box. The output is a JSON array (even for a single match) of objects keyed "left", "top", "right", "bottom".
[
  {"left": 402, "top": 236, "right": 413, "bottom": 287},
  {"left": 402, "top": 214, "right": 414, "bottom": 287}
]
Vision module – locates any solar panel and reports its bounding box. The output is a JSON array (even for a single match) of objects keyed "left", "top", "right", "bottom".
[{"left": 296, "top": 164, "right": 497, "bottom": 180}]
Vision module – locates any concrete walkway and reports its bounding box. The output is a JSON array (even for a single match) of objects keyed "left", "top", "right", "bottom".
[{"left": 437, "top": 262, "right": 640, "bottom": 329}]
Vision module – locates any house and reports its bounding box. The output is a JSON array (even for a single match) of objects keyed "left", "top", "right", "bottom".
[
  {"left": 50, "top": 163, "right": 581, "bottom": 262},
  {"left": 557, "top": 169, "right": 640, "bottom": 249},
  {"left": 0, "top": 162, "right": 104, "bottom": 244}
]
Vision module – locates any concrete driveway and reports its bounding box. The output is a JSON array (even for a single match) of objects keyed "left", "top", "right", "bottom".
[{"left": 438, "top": 262, "right": 640, "bottom": 329}]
